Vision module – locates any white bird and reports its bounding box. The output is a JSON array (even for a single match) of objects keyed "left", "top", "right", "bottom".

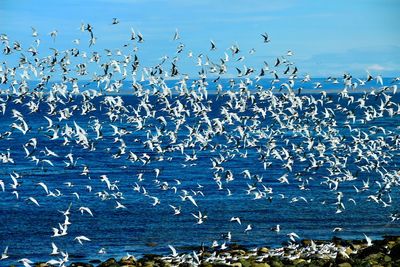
[
  {"left": 26, "top": 197, "right": 40, "bottom": 207},
  {"left": 169, "top": 205, "right": 181, "bottom": 215},
  {"left": 168, "top": 245, "right": 178, "bottom": 257},
  {"left": 18, "top": 258, "right": 33, "bottom": 267},
  {"left": 271, "top": 224, "right": 280, "bottom": 233},
  {"left": 244, "top": 224, "right": 252, "bottom": 233},
  {"left": 0, "top": 180, "right": 4, "bottom": 192},
  {"left": 287, "top": 232, "right": 300, "bottom": 242},
  {"left": 98, "top": 247, "right": 107, "bottom": 254},
  {"left": 1, "top": 246, "right": 9, "bottom": 260},
  {"left": 115, "top": 201, "right": 127, "bottom": 209},
  {"left": 230, "top": 216, "right": 241, "bottom": 225},
  {"left": 364, "top": 233, "right": 372, "bottom": 247},
  {"left": 37, "top": 182, "right": 49, "bottom": 195},
  {"left": 79, "top": 206, "right": 94, "bottom": 217},
  {"left": 192, "top": 211, "right": 207, "bottom": 224},
  {"left": 50, "top": 242, "right": 59, "bottom": 255},
  {"left": 74, "top": 235, "right": 91, "bottom": 245}
]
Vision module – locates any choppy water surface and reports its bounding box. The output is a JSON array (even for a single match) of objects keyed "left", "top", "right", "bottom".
[{"left": 0, "top": 80, "right": 399, "bottom": 265}]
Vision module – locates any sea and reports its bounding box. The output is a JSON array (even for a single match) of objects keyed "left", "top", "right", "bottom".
[{"left": 0, "top": 78, "right": 399, "bottom": 265}]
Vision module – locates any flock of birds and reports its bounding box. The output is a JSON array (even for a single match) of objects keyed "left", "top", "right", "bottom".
[{"left": 0, "top": 19, "right": 400, "bottom": 267}]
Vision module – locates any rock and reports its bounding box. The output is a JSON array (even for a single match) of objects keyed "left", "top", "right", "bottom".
[
  {"left": 336, "top": 251, "right": 352, "bottom": 265},
  {"left": 357, "top": 245, "right": 383, "bottom": 259},
  {"left": 269, "top": 259, "right": 283, "bottom": 267},
  {"left": 365, "top": 252, "right": 384, "bottom": 261},
  {"left": 351, "top": 244, "right": 362, "bottom": 251},
  {"left": 142, "top": 260, "right": 154, "bottom": 267},
  {"left": 231, "top": 263, "right": 242, "bottom": 267},
  {"left": 251, "top": 263, "right": 270, "bottom": 267},
  {"left": 390, "top": 243, "right": 400, "bottom": 260},
  {"left": 387, "top": 241, "right": 396, "bottom": 249},
  {"left": 345, "top": 247, "right": 353, "bottom": 256},
  {"left": 35, "top": 263, "right": 50, "bottom": 267},
  {"left": 338, "top": 263, "right": 352, "bottom": 267},
  {"left": 258, "top": 247, "right": 269, "bottom": 254},
  {"left": 308, "top": 258, "right": 330, "bottom": 267},
  {"left": 231, "top": 249, "right": 247, "bottom": 256},
  {"left": 119, "top": 256, "right": 137, "bottom": 265},
  {"left": 292, "top": 258, "right": 306, "bottom": 265},
  {"left": 69, "top": 263, "right": 94, "bottom": 267},
  {"left": 98, "top": 258, "right": 119, "bottom": 267},
  {"left": 239, "top": 258, "right": 251, "bottom": 267},
  {"left": 384, "top": 255, "right": 392, "bottom": 262}
]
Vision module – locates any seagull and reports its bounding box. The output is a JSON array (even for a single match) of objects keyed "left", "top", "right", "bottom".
[
  {"left": 26, "top": 197, "right": 40, "bottom": 207},
  {"left": 112, "top": 18, "right": 119, "bottom": 25},
  {"left": 230, "top": 216, "right": 241, "bottom": 225},
  {"left": 210, "top": 40, "right": 216, "bottom": 50},
  {"left": 74, "top": 235, "right": 91, "bottom": 245},
  {"left": 271, "top": 224, "right": 280, "bottom": 233},
  {"left": 192, "top": 211, "right": 207, "bottom": 224},
  {"left": 364, "top": 234, "right": 372, "bottom": 247},
  {"left": 115, "top": 201, "right": 127, "bottom": 209},
  {"left": 31, "top": 27, "right": 38, "bottom": 37},
  {"left": 169, "top": 205, "right": 181, "bottom": 215},
  {"left": 79, "top": 206, "right": 94, "bottom": 217},
  {"left": 98, "top": 247, "right": 107, "bottom": 254},
  {"left": 261, "top": 32, "right": 270, "bottom": 43},
  {"left": 287, "top": 232, "right": 300, "bottom": 242},
  {"left": 244, "top": 224, "right": 252, "bottom": 233},
  {"left": 173, "top": 29, "right": 180, "bottom": 40},
  {"left": 49, "top": 30, "right": 58, "bottom": 42},
  {"left": 50, "top": 242, "right": 59, "bottom": 255},
  {"left": 168, "top": 245, "right": 178, "bottom": 257},
  {"left": 18, "top": 258, "right": 34, "bottom": 267},
  {"left": 1, "top": 246, "right": 8, "bottom": 260}
]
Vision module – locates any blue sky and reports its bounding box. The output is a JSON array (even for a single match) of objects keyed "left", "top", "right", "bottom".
[{"left": 1, "top": 0, "right": 399, "bottom": 78}]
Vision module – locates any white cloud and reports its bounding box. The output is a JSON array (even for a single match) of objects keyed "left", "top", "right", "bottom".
[{"left": 367, "top": 64, "right": 385, "bottom": 71}]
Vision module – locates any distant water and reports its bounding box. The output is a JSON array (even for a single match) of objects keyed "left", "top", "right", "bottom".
[{"left": 0, "top": 78, "right": 399, "bottom": 265}]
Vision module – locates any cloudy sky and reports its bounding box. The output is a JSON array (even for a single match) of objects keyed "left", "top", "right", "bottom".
[{"left": 1, "top": 0, "right": 399, "bottom": 78}]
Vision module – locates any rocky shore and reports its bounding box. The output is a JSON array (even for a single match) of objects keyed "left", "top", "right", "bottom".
[{"left": 23, "top": 236, "right": 400, "bottom": 267}]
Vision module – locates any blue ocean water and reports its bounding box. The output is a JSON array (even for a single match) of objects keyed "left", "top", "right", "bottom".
[{"left": 0, "top": 78, "right": 399, "bottom": 265}]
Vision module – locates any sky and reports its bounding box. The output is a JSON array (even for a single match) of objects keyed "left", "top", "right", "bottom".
[{"left": 0, "top": 0, "right": 399, "bottom": 78}]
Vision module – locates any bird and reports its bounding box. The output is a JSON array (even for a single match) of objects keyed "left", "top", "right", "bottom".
[
  {"left": 49, "top": 30, "right": 58, "bottom": 41},
  {"left": 74, "top": 235, "right": 91, "bottom": 245},
  {"left": 115, "top": 201, "right": 127, "bottom": 209},
  {"left": 261, "top": 32, "right": 270, "bottom": 43},
  {"left": 0, "top": 23, "right": 398, "bottom": 267},
  {"left": 287, "top": 232, "right": 300, "bottom": 242},
  {"left": 364, "top": 234, "right": 372, "bottom": 247},
  {"left": 173, "top": 29, "right": 180, "bottom": 40},
  {"left": 192, "top": 211, "right": 207, "bottom": 224},
  {"left": 169, "top": 205, "right": 181, "bottom": 215},
  {"left": 244, "top": 224, "right": 252, "bottom": 233},
  {"left": 230, "top": 217, "right": 242, "bottom": 225},
  {"left": 112, "top": 18, "right": 120, "bottom": 25},
  {"left": 210, "top": 40, "right": 216, "bottom": 50},
  {"left": 271, "top": 224, "right": 280, "bottom": 233},
  {"left": 1, "top": 246, "right": 9, "bottom": 260},
  {"left": 26, "top": 197, "right": 40, "bottom": 207},
  {"left": 168, "top": 245, "right": 178, "bottom": 257},
  {"left": 79, "top": 206, "right": 94, "bottom": 216},
  {"left": 50, "top": 242, "right": 59, "bottom": 255}
]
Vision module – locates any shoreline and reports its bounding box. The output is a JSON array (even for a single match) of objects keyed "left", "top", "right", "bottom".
[{"left": 24, "top": 235, "right": 400, "bottom": 267}]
